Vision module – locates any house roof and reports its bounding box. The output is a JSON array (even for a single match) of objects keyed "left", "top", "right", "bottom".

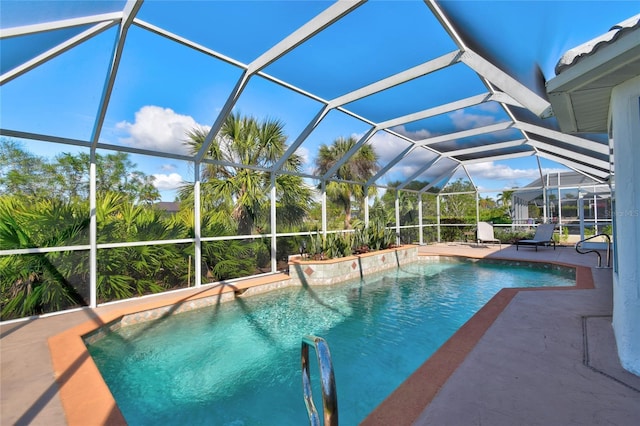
[{"left": 547, "top": 13, "right": 640, "bottom": 134}]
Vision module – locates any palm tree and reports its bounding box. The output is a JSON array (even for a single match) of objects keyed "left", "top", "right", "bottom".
[
  {"left": 0, "top": 195, "right": 90, "bottom": 319},
  {"left": 315, "top": 136, "right": 378, "bottom": 229},
  {"left": 182, "top": 112, "right": 313, "bottom": 235}
]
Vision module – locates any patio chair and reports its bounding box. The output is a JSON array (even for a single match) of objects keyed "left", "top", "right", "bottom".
[
  {"left": 516, "top": 223, "right": 556, "bottom": 251},
  {"left": 476, "top": 221, "right": 501, "bottom": 248}
]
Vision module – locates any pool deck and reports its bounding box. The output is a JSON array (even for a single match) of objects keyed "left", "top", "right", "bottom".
[{"left": 2, "top": 243, "right": 640, "bottom": 425}]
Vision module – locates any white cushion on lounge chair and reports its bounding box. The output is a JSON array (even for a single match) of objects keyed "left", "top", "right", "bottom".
[
  {"left": 476, "top": 221, "right": 501, "bottom": 247},
  {"left": 516, "top": 223, "right": 556, "bottom": 251}
]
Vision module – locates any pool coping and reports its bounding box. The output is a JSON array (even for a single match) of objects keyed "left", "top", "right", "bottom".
[
  {"left": 47, "top": 256, "right": 593, "bottom": 425},
  {"left": 361, "top": 257, "right": 594, "bottom": 426}
]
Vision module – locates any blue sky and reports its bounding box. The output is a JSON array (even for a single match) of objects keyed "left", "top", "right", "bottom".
[{"left": 1, "top": 1, "right": 637, "bottom": 201}]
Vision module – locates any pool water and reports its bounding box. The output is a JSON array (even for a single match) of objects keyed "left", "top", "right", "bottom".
[{"left": 86, "top": 259, "right": 574, "bottom": 425}]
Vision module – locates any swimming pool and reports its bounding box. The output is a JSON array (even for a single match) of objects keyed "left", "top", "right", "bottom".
[{"left": 86, "top": 258, "right": 575, "bottom": 425}]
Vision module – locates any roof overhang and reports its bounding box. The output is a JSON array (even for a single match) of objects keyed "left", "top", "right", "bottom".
[{"left": 546, "top": 15, "right": 640, "bottom": 133}]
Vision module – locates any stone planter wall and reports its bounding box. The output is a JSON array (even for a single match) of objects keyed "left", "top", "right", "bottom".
[{"left": 288, "top": 245, "right": 418, "bottom": 286}]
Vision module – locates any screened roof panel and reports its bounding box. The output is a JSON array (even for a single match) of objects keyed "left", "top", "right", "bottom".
[
  {"left": 427, "top": 127, "right": 524, "bottom": 153},
  {"left": 262, "top": 1, "right": 457, "bottom": 100},
  {"left": 368, "top": 131, "right": 414, "bottom": 170},
  {"left": 374, "top": 146, "right": 440, "bottom": 187},
  {"left": 1, "top": 27, "right": 117, "bottom": 141},
  {"left": 343, "top": 63, "right": 487, "bottom": 125},
  {"left": 102, "top": 26, "right": 248, "bottom": 154},
  {"left": 0, "top": 25, "right": 99, "bottom": 74},
  {"left": 0, "top": 0, "right": 125, "bottom": 28},
  {"left": 390, "top": 101, "right": 511, "bottom": 140},
  {"left": 446, "top": 168, "right": 475, "bottom": 188},
  {"left": 1, "top": 0, "right": 634, "bottom": 198},
  {"left": 290, "top": 109, "right": 372, "bottom": 176},
  {"left": 408, "top": 157, "right": 459, "bottom": 190},
  {"left": 526, "top": 132, "right": 609, "bottom": 163},
  {"left": 135, "top": 1, "right": 327, "bottom": 65},
  {"left": 231, "top": 75, "right": 324, "bottom": 155},
  {"left": 454, "top": 145, "right": 534, "bottom": 163}
]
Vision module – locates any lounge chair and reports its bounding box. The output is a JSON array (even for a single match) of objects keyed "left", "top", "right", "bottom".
[
  {"left": 476, "top": 221, "right": 501, "bottom": 248},
  {"left": 516, "top": 223, "right": 556, "bottom": 251}
]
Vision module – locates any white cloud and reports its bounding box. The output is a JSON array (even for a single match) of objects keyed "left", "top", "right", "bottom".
[
  {"left": 116, "top": 106, "right": 206, "bottom": 154},
  {"left": 297, "top": 146, "right": 310, "bottom": 163},
  {"left": 449, "top": 109, "right": 497, "bottom": 130},
  {"left": 477, "top": 102, "right": 501, "bottom": 113},
  {"left": 466, "top": 162, "right": 567, "bottom": 189},
  {"left": 466, "top": 162, "right": 539, "bottom": 181},
  {"left": 152, "top": 172, "right": 184, "bottom": 190},
  {"left": 389, "top": 125, "right": 432, "bottom": 141}
]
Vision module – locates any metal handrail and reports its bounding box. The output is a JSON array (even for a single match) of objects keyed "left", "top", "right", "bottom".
[
  {"left": 575, "top": 234, "right": 611, "bottom": 268},
  {"left": 301, "top": 335, "right": 338, "bottom": 426}
]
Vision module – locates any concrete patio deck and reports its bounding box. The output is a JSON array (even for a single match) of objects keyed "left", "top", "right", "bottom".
[{"left": 2, "top": 243, "right": 639, "bottom": 425}]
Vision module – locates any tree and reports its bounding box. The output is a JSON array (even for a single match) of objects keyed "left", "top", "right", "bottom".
[
  {"left": 497, "top": 189, "right": 515, "bottom": 221},
  {"left": 0, "top": 139, "right": 49, "bottom": 197},
  {"left": 441, "top": 179, "right": 476, "bottom": 219},
  {"left": 0, "top": 195, "right": 90, "bottom": 319},
  {"left": 182, "top": 113, "right": 313, "bottom": 235},
  {"left": 95, "top": 152, "right": 160, "bottom": 203},
  {"left": 315, "top": 136, "right": 378, "bottom": 229},
  {"left": 0, "top": 139, "right": 160, "bottom": 204}
]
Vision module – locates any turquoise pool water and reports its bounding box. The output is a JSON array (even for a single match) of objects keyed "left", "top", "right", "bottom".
[{"left": 86, "top": 259, "right": 574, "bottom": 425}]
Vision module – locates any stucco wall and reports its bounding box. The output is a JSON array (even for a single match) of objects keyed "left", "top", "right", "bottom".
[{"left": 611, "top": 75, "right": 640, "bottom": 376}]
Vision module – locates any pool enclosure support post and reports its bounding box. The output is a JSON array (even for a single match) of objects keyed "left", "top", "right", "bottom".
[
  {"left": 418, "top": 193, "right": 424, "bottom": 245},
  {"left": 436, "top": 195, "right": 441, "bottom": 242},
  {"left": 578, "top": 191, "right": 585, "bottom": 240},
  {"left": 364, "top": 187, "right": 370, "bottom": 228},
  {"left": 270, "top": 173, "right": 277, "bottom": 273},
  {"left": 558, "top": 188, "right": 564, "bottom": 235},
  {"left": 593, "top": 190, "right": 599, "bottom": 233},
  {"left": 89, "top": 151, "right": 97, "bottom": 308},
  {"left": 194, "top": 163, "right": 202, "bottom": 287},
  {"left": 364, "top": 193, "right": 370, "bottom": 227},
  {"left": 321, "top": 181, "right": 327, "bottom": 238},
  {"left": 395, "top": 191, "right": 401, "bottom": 245},
  {"left": 475, "top": 191, "right": 480, "bottom": 224},
  {"left": 543, "top": 173, "right": 549, "bottom": 223}
]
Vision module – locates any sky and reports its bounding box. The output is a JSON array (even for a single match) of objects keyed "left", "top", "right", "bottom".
[{"left": 1, "top": 1, "right": 637, "bottom": 201}]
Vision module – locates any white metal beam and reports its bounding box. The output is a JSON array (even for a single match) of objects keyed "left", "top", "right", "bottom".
[
  {"left": 535, "top": 151, "right": 609, "bottom": 179},
  {"left": 1, "top": 21, "right": 116, "bottom": 85},
  {"left": 322, "top": 127, "right": 378, "bottom": 180},
  {"left": 247, "top": 1, "right": 364, "bottom": 74},
  {"left": 441, "top": 139, "right": 527, "bottom": 158},
  {"left": 419, "top": 165, "right": 460, "bottom": 194},
  {"left": 195, "top": 71, "right": 251, "bottom": 161},
  {"left": 134, "top": 18, "right": 245, "bottom": 69},
  {"left": 0, "top": 12, "right": 122, "bottom": 39},
  {"left": 364, "top": 144, "right": 417, "bottom": 187},
  {"left": 514, "top": 122, "right": 610, "bottom": 155},
  {"left": 397, "top": 156, "right": 441, "bottom": 190},
  {"left": 416, "top": 121, "right": 514, "bottom": 147},
  {"left": 90, "top": 0, "right": 143, "bottom": 146},
  {"left": 424, "top": 0, "right": 467, "bottom": 50},
  {"left": 461, "top": 49, "right": 553, "bottom": 118},
  {"left": 271, "top": 106, "right": 331, "bottom": 172},
  {"left": 377, "top": 92, "right": 492, "bottom": 130},
  {"left": 460, "top": 151, "right": 534, "bottom": 164},
  {"left": 327, "top": 50, "right": 461, "bottom": 109},
  {"left": 528, "top": 139, "right": 610, "bottom": 171},
  {"left": 488, "top": 91, "right": 525, "bottom": 108}
]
